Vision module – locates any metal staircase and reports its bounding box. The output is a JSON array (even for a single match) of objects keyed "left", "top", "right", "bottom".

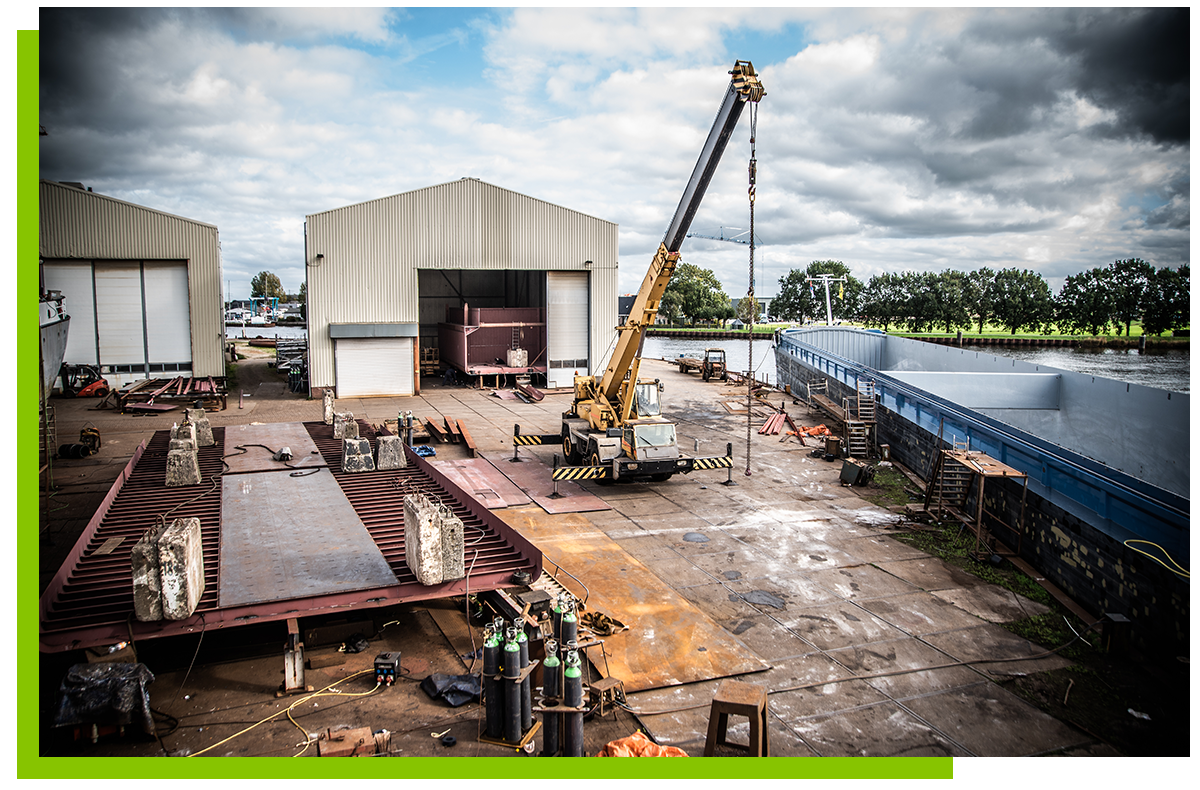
[
  {"left": 843, "top": 379, "right": 876, "bottom": 458},
  {"left": 846, "top": 421, "right": 870, "bottom": 458},
  {"left": 923, "top": 443, "right": 1029, "bottom": 560},
  {"left": 924, "top": 449, "right": 973, "bottom": 518},
  {"left": 856, "top": 380, "right": 876, "bottom": 422}
]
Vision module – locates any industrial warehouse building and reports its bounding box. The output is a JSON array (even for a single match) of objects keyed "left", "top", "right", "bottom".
[
  {"left": 39, "top": 180, "right": 225, "bottom": 389},
  {"left": 304, "top": 178, "right": 619, "bottom": 397}
]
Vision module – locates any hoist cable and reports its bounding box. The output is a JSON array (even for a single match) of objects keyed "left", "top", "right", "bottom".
[{"left": 744, "top": 101, "right": 758, "bottom": 476}]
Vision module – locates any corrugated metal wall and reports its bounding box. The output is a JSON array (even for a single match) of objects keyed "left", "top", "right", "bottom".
[
  {"left": 305, "top": 179, "right": 618, "bottom": 391},
  {"left": 39, "top": 180, "right": 225, "bottom": 377}
]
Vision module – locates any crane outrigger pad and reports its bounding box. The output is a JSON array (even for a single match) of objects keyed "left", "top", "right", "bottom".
[{"left": 496, "top": 453, "right": 611, "bottom": 514}]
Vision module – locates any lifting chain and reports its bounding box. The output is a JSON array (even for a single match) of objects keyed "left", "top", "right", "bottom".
[{"left": 744, "top": 101, "right": 758, "bottom": 477}]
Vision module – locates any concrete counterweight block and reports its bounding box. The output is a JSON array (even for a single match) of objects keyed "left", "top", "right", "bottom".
[
  {"left": 130, "top": 523, "right": 167, "bottom": 622},
  {"left": 323, "top": 391, "right": 335, "bottom": 425},
  {"left": 341, "top": 437, "right": 376, "bottom": 473},
  {"left": 402, "top": 494, "right": 466, "bottom": 585},
  {"left": 166, "top": 448, "right": 202, "bottom": 487},
  {"left": 184, "top": 408, "right": 215, "bottom": 447},
  {"left": 170, "top": 422, "right": 196, "bottom": 444},
  {"left": 333, "top": 412, "right": 359, "bottom": 439},
  {"left": 439, "top": 505, "right": 466, "bottom": 581},
  {"left": 376, "top": 435, "right": 408, "bottom": 470},
  {"left": 169, "top": 438, "right": 197, "bottom": 452},
  {"left": 404, "top": 493, "right": 444, "bottom": 585},
  {"left": 159, "top": 517, "right": 205, "bottom": 620}
]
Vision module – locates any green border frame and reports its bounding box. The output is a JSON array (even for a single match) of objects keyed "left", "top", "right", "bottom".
[{"left": 18, "top": 26, "right": 950, "bottom": 780}]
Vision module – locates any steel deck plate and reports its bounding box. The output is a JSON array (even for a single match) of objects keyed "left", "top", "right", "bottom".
[
  {"left": 498, "top": 453, "right": 611, "bottom": 514},
  {"left": 219, "top": 469, "right": 398, "bottom": 607},
  {"left": 500, "top": 507, "right": 770, "bottom": 693},
  {"left": 429, "top": 457, "right": 532, "bottom": 509},
  {"left": 223, "top": 422, "right": 326, "bottom": 474}
]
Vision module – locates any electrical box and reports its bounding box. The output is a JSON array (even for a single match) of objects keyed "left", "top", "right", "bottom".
[{"left": 374, "top": 651, "right": 402, "bottom": 686}]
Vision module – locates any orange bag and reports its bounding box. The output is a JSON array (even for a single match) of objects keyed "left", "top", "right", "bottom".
[{"left": 596, "top": 730, "right": 689, "bottom": 757}]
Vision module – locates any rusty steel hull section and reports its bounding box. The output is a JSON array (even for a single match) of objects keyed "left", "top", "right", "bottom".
[{"left": 39, "top": 421, "right": 542, "bottom": 652}]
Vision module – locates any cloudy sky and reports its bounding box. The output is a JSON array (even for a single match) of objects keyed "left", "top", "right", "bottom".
[{"left": 35, "top": 6, "right": 1189, "bottom": 301}]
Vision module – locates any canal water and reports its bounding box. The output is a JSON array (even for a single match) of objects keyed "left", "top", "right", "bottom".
[
  {"left": 644, "top": 335, "right": 1190, "bottom": 394},
  {"left": 242, "top": 328, "right": 1190, "bottom": 394},
  {"left": 964, "top": 345, "right": 1190, "bottom": 394},
  {"left": 643, "top": 336, "right": 780, "bottom": 382},
  {"left": 228, "top": 324, "right": 307, "bottom": 340}
]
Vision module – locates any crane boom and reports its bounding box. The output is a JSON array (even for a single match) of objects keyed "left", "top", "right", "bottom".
[
  {"left": 562, "top": 60, "right": 764, "bottom": 484},
  {"left": 663, "top": 62, "right": 765, "bottom": 253},
  {"left": 595, "top": 61, "right": 765, "bottom": 409}
]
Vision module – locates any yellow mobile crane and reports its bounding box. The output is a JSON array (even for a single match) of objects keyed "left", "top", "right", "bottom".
[{"left": 559, "top": 60, "right": 765, "bottom": 482}]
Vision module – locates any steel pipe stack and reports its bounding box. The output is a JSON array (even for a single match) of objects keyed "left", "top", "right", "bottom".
[{"left": 540, "top": 638, "right": 562, "bottom": 756}]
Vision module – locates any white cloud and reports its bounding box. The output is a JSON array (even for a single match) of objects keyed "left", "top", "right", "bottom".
[{"left": 37, "top": 8, "right": 1188, "bottom": 301}]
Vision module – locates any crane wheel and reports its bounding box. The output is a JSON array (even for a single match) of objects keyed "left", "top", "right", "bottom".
[
  {"left": 589, "top": 452, "right": 615, "bottom": 485},
  {"left": 563, "top": 434, "right": 578, "bottom": 465}
]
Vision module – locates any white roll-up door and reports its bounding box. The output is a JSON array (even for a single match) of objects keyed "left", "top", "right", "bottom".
[
  {"left": 546, "top": 271, "right": 589, "bottom": 388},
  {"left": 94, "top": 263, "right": 145, "bottom": 365},
  {"left": 43, "top": 261, "right": 98, "bottom": 365},
  {"left": 143, "top": 261, "right": 192, "bottom": 365},
  {"left": 41, "top": 259, "right": 192, "bottom": 383},
  {"left": 336, "top": 337, "right": 415, "bottom": 397}
]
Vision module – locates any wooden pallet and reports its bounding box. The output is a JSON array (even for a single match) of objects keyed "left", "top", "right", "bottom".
[{"left": 420, "top": 347, "right": 440, "bottom": 375}]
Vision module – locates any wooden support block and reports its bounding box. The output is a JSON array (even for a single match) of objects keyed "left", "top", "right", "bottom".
[{"left": 318, "top": 726, "right": 376, "bottom": 757}]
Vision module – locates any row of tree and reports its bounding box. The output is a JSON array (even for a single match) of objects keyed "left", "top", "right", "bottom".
[
  {"left": 256, "top": 257, "right": 1185, "bottom": 336},
  {"left": 765, "top": 258, "right": 1189, "bottom": 336},
  {"left": 249, "top": 271, "right": 305, "bottom": 304}
]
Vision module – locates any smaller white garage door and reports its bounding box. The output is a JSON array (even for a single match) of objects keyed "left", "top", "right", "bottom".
[
  {"left": 336, "top": 337, "right": 415, "bottom": 397},
  {"left": 547, "top": 271, "right": 590, "bottom": 388}
]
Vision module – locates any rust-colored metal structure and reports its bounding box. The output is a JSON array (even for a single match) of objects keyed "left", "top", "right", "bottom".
[
  {"left": 438, "top": 306, "right": 547, "bottom": 378},
  {"left": 39, "top": 421, "right": 543, "bottom": 652}
]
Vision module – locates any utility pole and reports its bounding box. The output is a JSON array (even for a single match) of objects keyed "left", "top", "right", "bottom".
[{"left": 806, "top": 274, "right": 846, "bottom": 325}]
